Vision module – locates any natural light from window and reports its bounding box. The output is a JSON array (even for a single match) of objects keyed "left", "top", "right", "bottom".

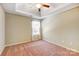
[{"left": 32, "top": 21, "right": 40, "bottom": 36}]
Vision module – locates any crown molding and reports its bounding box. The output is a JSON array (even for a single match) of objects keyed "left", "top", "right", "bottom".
[
  {"left": 40, "top": 3, "right": 79, "bottom": 19},
  {"left": 2, "top": 3, "right": 79, "bottom": 20}
]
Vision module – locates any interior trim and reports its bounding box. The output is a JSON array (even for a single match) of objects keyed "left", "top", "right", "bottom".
[
  {"left": 5, "top": 41, "right": 31, "bottom": 47},
  {"left": 0, "top": 46, "right": 5, "bottom": 55},
  {"left": 2, "top": 4, "right": 79, "bottom": 19},
  {"left": 44, "top": 39, "right": 79, "bottom": 53},
  {"left": 41, "top": 4, "right": 79, "bottom": 19}
]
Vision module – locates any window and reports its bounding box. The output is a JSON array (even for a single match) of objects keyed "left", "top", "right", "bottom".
[{"left": 32, "top": 21, "right": 40, "bottom": 36}]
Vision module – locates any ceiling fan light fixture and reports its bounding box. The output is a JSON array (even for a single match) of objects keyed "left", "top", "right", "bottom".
[{"left": 36, "top": 4, "right": 41, "bottom": 8}]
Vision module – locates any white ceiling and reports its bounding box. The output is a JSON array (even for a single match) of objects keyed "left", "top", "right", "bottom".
[{"left": 1, "top": 3, "right": 79, "bottom": 19}]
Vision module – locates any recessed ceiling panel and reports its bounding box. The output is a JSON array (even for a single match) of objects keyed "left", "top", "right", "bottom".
[{"left": 2, "top": 3, "right": 73, "bottom": 19}]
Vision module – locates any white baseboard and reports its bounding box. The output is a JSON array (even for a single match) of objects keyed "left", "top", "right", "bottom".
[
  {"left": 45, "top": 40, "right": 79, "bottom": 53},
  {"left": 0, "top": 46, "right": 5, "bottom": 55},
  {"left": 5, "top": 40, "right": 79, "bottom": 54},
  {"left": 5, "top": 41, "right": 31, "bottom": 47},
  {"left": 5, "top": 40, "right": 42, "bottom": 47}
]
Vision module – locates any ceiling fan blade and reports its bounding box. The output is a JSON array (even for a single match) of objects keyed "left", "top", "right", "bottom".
[{"left": 42, "top": 4, "right": 50, "bottom": 8}]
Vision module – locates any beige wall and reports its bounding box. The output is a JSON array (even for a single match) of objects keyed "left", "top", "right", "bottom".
[
  {"left": 5, "top": 13, "right": 32, "bottom": 46},
  {"left": 42, "top": 7, "right": 79, "bottom": 51},
  {"left": 0, "top": 5, "right": 5, "bottom": 54}
]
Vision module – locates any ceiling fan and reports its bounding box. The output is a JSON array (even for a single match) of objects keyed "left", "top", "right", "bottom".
[
  {"left": 36, "top": 3, "right": 50, "bottom": 12},
  {"left": 41, "top": 3, "right": 50, "bottom": 8},
  {"left": 36, "top": 3, "right": 50, "bottom": 8}
]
